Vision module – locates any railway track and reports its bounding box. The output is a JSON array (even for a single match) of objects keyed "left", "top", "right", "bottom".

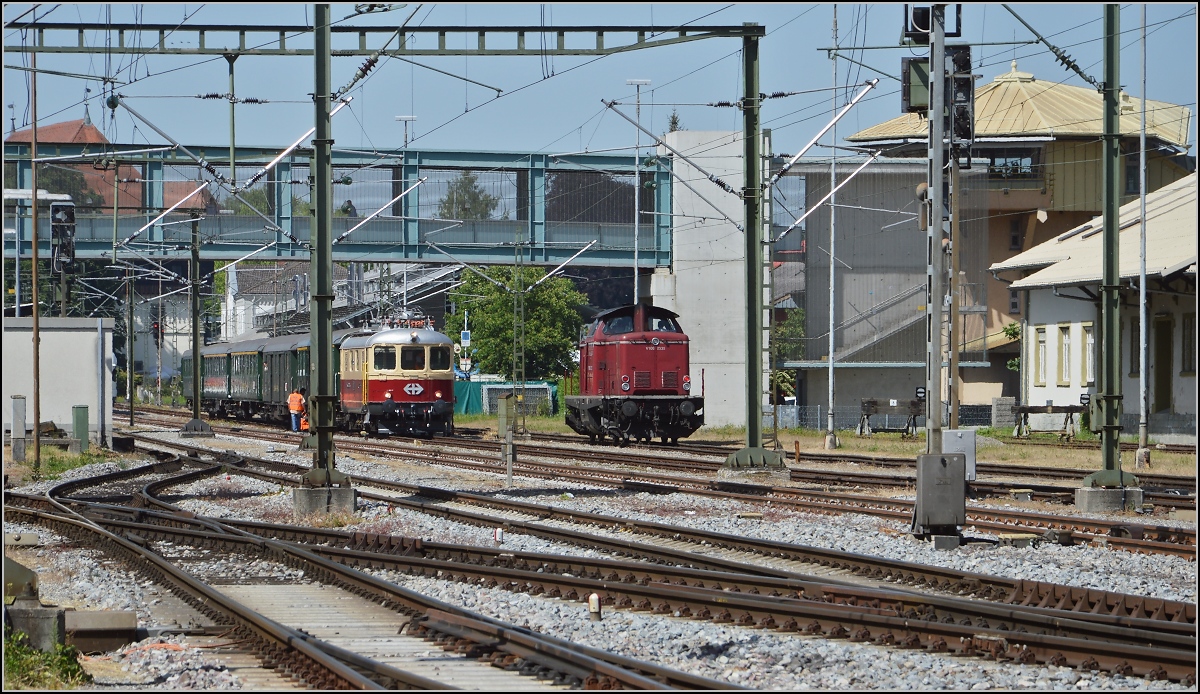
[
  {"left": 121, "top": 436, "right": 1198, "bottom": 618},
  {"left": 9, "top": 451, "right": 1195, "bottom": 684},
  {"left": 124, "top": 419, "right": 1196, "bottom": 557},
  {"left": 124, "top": 407, "right": 1196, "bottom": 502},
  {"left": 7, "top": 475, "right": 734, "bottom": 690}
]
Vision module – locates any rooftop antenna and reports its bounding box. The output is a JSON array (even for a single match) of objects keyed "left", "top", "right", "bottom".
[{"left": 7, "top": 103, "right": 14, "bottom": 135}]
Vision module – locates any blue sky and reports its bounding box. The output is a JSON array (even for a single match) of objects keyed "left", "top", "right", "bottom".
[{"left": 4, "top": 3, "right": 1197, "bottom": 158}]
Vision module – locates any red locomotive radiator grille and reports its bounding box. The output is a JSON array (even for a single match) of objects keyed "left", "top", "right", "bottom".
[
  {"left": 634, "top": 371, "right": 651, "bottom": 388},
  {"left": 662, "top": 371, "right": 678, "bottom": 388}
]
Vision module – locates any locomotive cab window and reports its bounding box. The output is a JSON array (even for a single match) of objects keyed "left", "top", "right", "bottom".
[
  {"left": 647, "top": 316, "right": 680, "bottom": 333},
  {"left": 430, "top": 346, "right": 452, "bottom": 371},
  {"left": 401, "top": 346, "right": 426, "bottom": 370},
  {"left": 374, "top": 346, "right": 397, "bottom": 371},
  {"left": 603, "top": 315, "right": 634, "bottom": 335}
]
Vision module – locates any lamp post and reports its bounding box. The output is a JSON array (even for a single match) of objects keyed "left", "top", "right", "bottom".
[
  {"left": 627, "top": 79, "right": 650, "bottom": 305},
  {"left": 394, "top": 115, "right": 416, "bottom": 147}
]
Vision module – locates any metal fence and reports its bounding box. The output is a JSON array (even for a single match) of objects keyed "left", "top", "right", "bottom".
[
  {"left": 763, "top": 404, "right": 994, "bottom": 431},
  {"left": 480, "top": 383, "right": 556, "bottom": 416}
]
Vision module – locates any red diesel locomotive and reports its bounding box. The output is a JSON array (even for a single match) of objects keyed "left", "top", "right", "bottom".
[{"left": 566, "top": 302, "right": 704, "bottom": 445}]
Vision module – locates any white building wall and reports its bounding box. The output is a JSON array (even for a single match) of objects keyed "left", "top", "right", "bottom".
[
  {"left": 3, "top": 317, "right": 114, "bottom": 445},
  {"left": 652, "top": 131, "right": 748, "bottom": 427},
  {"left": 1024, "top": 287, "right": 1196, "bottom": 436},
  {"left": 1121, "top": 293, "right": 1196, "bottom": 419},
  {"left": 1024, "top": 290, "right": 1097, "bottom": 427}
]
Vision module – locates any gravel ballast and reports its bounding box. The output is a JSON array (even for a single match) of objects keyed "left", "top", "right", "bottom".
[{"left": 6, "top": 431, "right": 1194, "bottom": 690}]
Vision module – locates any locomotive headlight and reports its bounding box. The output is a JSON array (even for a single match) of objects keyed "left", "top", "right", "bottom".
[
  {"left": 434, "top": 390, "right": 443, "bottom": 399},
  {"left": 385, "top": 391, "right": 394, "bottom": 400},
  {"left": 621, "top": 382, "right": 630, "bottom": 391},
  {"left": 682, "top": 375, "right": 691, "bottom": 392}
]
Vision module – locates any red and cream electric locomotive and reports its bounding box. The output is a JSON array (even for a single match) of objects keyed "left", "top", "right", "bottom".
[
  {"left": 338, "top": 314, "right": 456, "bottom": 437},
  {"left": 566, "top": 302, "right": 703, "bottom": 445}
]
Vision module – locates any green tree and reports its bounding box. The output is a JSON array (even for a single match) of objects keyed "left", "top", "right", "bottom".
[
  {"left": 772, "top": 308, "right": 806, "bottom": 363},
  {"left": 667, "top": 108, "right": 684, "bottom": 134},
  {"left": 223, "top": 186, "right": 311, "bottom": 217},
  {"left": 438, "top": 171, "right": 499, "bottom": 220},
  {"left": 1003, "top": 321, "right": 1021, "bottom": 372},
  {"left": 443, "top": 266, "right": 587, "bottom": 379},
  {"left": 770, "top": 308, "right": 804, "bottom": 405}
]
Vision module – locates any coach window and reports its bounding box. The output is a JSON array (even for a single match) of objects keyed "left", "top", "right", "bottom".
[
  {"left": 374, "top": 346, "right": 397, "bottom": 371},
  {"left": 430, "top": 346, "right": 452, "bottom": 370},
  {"left": 401, "top": 346, "right": 426, "bottom": 370}
]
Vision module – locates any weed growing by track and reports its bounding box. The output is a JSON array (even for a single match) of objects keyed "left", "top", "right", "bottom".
[{"left": 3, "top": 627, "right": 92, "bottom": 690}]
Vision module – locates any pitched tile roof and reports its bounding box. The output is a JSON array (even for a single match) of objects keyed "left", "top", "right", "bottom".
[
  {"left": 848, "top": 61, "right": 1193, "bottom": 147},
  {"left": 5, "top": 118, "right": 111, "bottom": 145}
]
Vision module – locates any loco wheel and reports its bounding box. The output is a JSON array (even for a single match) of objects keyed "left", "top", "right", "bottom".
[{"left": 588, "top": 434, "right": 597, "bottom": 445}]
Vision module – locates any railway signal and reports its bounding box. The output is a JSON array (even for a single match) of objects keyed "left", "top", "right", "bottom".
[{"left": 50, "top": 201, "right": 75, "bottom": 266}]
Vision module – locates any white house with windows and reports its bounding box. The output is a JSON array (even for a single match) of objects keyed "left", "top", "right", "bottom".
[{"left": 990, "top": 173, "right": 1196, "bottom": 443}]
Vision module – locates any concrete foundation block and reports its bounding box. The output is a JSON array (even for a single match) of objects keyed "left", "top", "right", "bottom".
[
  {"left": 64, "top": 610, "right": 138, "bottom": 653},
  {"left": 1011, "top": 489, "right": 1034, "bottom": 502},
  {"left": 931, "top": 535, "right": 960, "bottom": 551},
  {"left": 1169, "top": 509, "right": 1197, "bottom": 522},
  {"left": 1074, "top": 487, "right": 1144, "bottom": 513},
  {"left": 4, "top": 599, "right": 66, "bottom": 652},
  {"left": 293, "top": 487, "right": 357, "bottom": 516},
  {"left": 5, "top": 532, "right": 41, "bottom": 547}
]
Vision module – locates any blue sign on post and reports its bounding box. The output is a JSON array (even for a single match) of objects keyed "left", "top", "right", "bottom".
[{"left": 460, "top": 330, "right": 471, "bottom": 347}]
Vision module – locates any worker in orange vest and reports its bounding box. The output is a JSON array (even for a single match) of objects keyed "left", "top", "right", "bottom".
[{"left": 288, "top": 387, "right": 306, "bottom": 432}]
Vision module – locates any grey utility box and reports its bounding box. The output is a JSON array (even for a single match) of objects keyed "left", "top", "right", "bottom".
[
  {"left": 912, "top": 453, "right": 967, "bottom": 533},
  {"left": 943, "top": 430, "right": 976, "bottom": 481},
  {"left": 72, "top": 406, "right": 89, "bottom": 453}
]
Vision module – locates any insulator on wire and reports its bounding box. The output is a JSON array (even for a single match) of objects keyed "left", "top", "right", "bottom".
[
  {"left": 198, "top": 93, "right": 225, "bottom": 100},
  {"left": 708, "top": 101, "right": 736, "bottom": 108},
  {"left": 355, "top": 56, "right": 379, "bottom": 81},
  {"left": 239, "top": 98, "right": 268, "bottom": 105}
]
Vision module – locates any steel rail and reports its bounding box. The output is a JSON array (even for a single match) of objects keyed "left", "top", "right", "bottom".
[
  {"left": 52, "top": 495, "right": 1191, "bottom": 647},
  {"left": 2, "top": 505, "right": 404, "bottom": 689},
  {"left": 122, "top": 428, "right": 1195, "bottom": 557},
  {"left": 10, "top": 494, "right": 1193, "bottom": 684},
  {"left": 117, "top": 437, "right": 1198, "bottom": 625}
]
